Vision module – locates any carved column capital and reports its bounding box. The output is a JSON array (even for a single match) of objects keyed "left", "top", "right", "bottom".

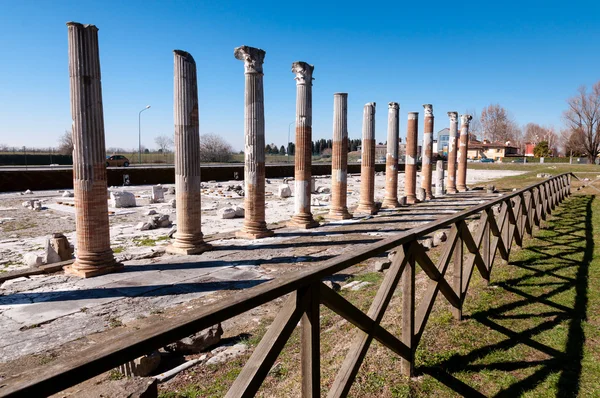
[
  {"left": 234, "top": 45, "right": 266, "bottom": 74},
  {"left": 388, "top": 102, "right": 399, "bottom": 110},
  {"left": 291, "top": 61, "right": 314, "bottom": 85},
  {"left": 447, "top": 111, "right": 458, "bottom": 122},
  {"left": 423, "top": 104, "right": 433, "bottom": 117},
  {"left": 460, "top": 114, "right": 473, "bottom": 125}
]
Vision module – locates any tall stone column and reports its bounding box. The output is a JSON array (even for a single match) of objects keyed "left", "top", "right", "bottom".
[
  {"left": 328, "top": 93, "right": 353, "bottom": 220},
  {"left": 356, "top": 102, "right": 378, "bottom": 215},
  {"left": 382, "top": 102, "right": 401, "bottom": 209},
  {"left": 234, "top": 46, "right": 273, "bottom": 239},
  {"left": 446, "top": 111, "right": 459, "bottom": 194},
  {"left": 289, "top": 62, "right": 318, "bottom": 229},
  {"left": 457, "top": 114, "right": 473, "bottom": 192},
  {"left": 167, "top": 50, "right": 211, "bottom": 255},
  {"left": 64, "top": 22, "right": 120, "bottom": 278},
  {"left": 404, "top": 112, "right": 419, "bottom": 204},
  {"left": 421, "top": 104, "right": 434, "bottom": 200}
]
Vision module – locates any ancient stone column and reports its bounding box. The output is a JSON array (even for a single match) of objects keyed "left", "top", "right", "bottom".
[
  {"left": 328, "top": 93, "right": 353, "bottom": 220},
  {"left": 404, "top": 112, "right": 419, "bottom": 204},
  {"left": 167, "top": 50, "right": 211, "bottom": 255},
  {"left": 446, "top": 111, "right": 459, "bottom": 194},
  {"left": 289, "top": 62, "right": 318, "bottom": 229},
  {"left": 356, "top": 102, "right": 378, "bottom": 215},
  {"left": 381, "top": 102, "right": 401, "bottom": 209},
  {"left": 421, "top": 104, "right": 434, "bottom": 200},
  {"left": 234, "top": 46, "right": 273, "bottom": 239},
  {"left": 64, "top": 22, "right": 120, "bottom": 278},
  {"left": 457, "top": 114, "right": 473, "bottom": 192},
  {"left": 435, "top": 160, "right": 445, "bottom": 197}
]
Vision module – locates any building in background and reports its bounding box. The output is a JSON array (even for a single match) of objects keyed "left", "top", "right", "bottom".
[
  {"left": 524, "top": 142, "right": 535, "bottom": 157},
  {"left": 467, "top": 139, "right": 520, "bottom": 160},
  {"left": 437, "top": 128, "right": 450, "bottom": 157}
]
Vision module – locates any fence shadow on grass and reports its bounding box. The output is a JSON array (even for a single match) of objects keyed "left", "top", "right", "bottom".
[{"left": 419, "top": 194, "right": 593, "bottom": 397}]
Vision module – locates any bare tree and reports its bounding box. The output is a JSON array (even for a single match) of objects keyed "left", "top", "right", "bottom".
[
  {"left": 465, "top": 109, "right": 482, "bottom": 139},
  {"left": 58, "top": 130, "right": 74, "bottom": 155},
  {"left": 560, "top": 128, "right": 586, "bottom": 157},
  {"left": 199, "top": 133, "right": 233, "bottom": 163},
  {"left": 155, "top": 135, "right": 174, "bottom": 153},
  {"left": 564, "top": 82, "right": 600, "bottom": 162},
  {"left": 480, "top": 104, "right": 520, "bottom": 143},
  {"left": 523, "top": 123, "right": 558, "bottom": 154}
]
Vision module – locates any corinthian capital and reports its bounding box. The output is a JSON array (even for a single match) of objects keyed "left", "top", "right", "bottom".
[
  {"left": 388, "top": 102, "right": 399, "bottom": 110},
  {"left": 291, "top": 61, "right": 314, "bottom": 85},
  {"left": 447, "top": 111, "right": 458, "bottom": 122},
  {"left": 460, "top": 114, "right": 473, "bottom": 125},
  {"left": 234, "top": 45, "right": 266, "bottom": 74},
  {"left": 423, "top": 104, "right": 433, "bottom": 117}
]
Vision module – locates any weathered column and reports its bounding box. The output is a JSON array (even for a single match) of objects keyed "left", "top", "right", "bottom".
[
  {"left": 382, "top": 102, "right": 401, "bottom": 209},
  {"left": 64, "top": 22, "right": 121, "bottom": 278},
  {"left": 234, "top": 46, "right": 273, "bottom": 239},
  {"left": 421, "top": 104, "right": 434, "bottom": 200},
  {"left": 446, "top": 111, "right": 459, "bottom": 193},
  {"left": 435, "top": 160, "right": 445, "bottom": 197},
  {"left": 356, "top": 102, "right": 378, "bottom": 215},
  {"left": 289, "top": 62, "right": 318, "bottom": 229},
  {"left": 457, "top": 114, "right": 473, "bottom": 192},
  {"left": 328, "top": 93, "right": 353, "bottom": 220},
  {"left": 405, "top": 112, "right": 419, "bottom": 204},
  {"left": 167, "top": 50, "right": 211, "bottom": 255}
]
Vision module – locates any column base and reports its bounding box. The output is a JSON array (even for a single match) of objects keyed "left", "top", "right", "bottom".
[
  {"left": 64, "top": 262, "right": 123, "bottom": 278},
  {"left": 446, "top": 188, "right": 457, "bottom": 194},
  {"left": 166, "top": 242, "right": 212, "bottom": 255},
  {"left": 355, "top": 203, "right": 378, "bottom": 215},
  {"left": 381, "top": 198, "right": 401, "bottom": 209},
  {"left": 288, "top": 214, "right": 319, "bottom": 229},
  {"left": 236, "top": 228, "right": 274, "bottom": 240},
  {"left": 457, "top": 186, "right": 468, "bottom": 192},
  {"left": 405, "top": 196, "right": 421, "bottom": 205},
  {"left": 326, "top": 209, "right": 353, "bottom": 220},
  {"left": 425, "top": 193, "right": 435, "bottom": 200}
]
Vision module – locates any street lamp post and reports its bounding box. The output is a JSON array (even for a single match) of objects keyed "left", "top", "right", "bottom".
[
  {"left": 138, "top": 105, "right": 151, "bottom": 164},
  {"left": 287, "top": 121, "right": 294, "bottom": 163}
]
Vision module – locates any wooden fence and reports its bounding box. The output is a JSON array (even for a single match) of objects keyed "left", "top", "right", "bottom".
[{"left": 0, "top": 173, "right": 572, "bottom": 398}]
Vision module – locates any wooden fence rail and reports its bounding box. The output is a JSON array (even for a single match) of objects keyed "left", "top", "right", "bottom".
[{"left": 0, "top": 173, "right": 573, "bottom": 398}]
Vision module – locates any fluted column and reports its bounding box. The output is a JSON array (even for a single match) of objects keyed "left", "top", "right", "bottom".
[
  {"left": 446, "top": 111, "right": 459, "bottom": 193},
  {"left": 289, "top": 62, "right": 318, "bottom": 229},
  {"left": 356, "top": 102, "right": 378, "bottom": 215},
  {"left": 435, "top": 160, "right": 445, "bottom": 196},
  {"left": 382, "top": 102, "right": 401, "bottom": 209},
  {"left": 457, "top": 114, "right": 473, "bottom": 192},
  {"left": 167, "top": 50, "right": 211, "bottom": 255},
  {"left": 234, "top": 46, "right": 273, "bottom": 239},
  {"left": 328, "top": 93, "right": 352, "bottom": 220},
  {"left": 405, "top": 112, "right": 419, "bottom": 204},
  {"left": 64, "top": 22, "right": 120, "bottom": 278},
  {"left": 421, "top": 104, "right": 434, "bottom": 200}
]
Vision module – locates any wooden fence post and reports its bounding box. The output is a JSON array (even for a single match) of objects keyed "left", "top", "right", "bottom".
[
  {"left": 482, "top": 219, "right": 490, "bottom": 285},
  {"left": 452, "top": 222, "right": 464, "bottom": 320},
  {"left": 301, "top": 283, "right": 320, "bottom": 397},
  {"left": 401, "top": 250, "right": 415, "bottom": 377}
]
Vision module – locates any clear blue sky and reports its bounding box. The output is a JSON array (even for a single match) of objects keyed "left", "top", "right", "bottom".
[{"left": 1, "top": 0, "right": 599, "bottom": 151}]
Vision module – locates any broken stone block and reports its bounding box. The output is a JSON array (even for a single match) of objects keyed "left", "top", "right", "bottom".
[
  {"left": 486, "top": 185, "right": 496, "bottom": 194},
  {"left": 316, "top": 186, "right": 331, "bottom": 194},
  {"left": 62, "top": 191, "right": 74, "bottom": 198},
  {"left": 266, "top": 179, "right": 271, "bottom": 184},
  {"left": 22, "top": 200, "right": 33, "bottom": 208},
  {"left": 278, "top": 184, "right": 292, "bottom": 198},
  {"left": 24, "top": 189, "right": 33, "bottom": 195},
  {"left": 110, "top": 191, "right": 137, "bottom": 208},
  {"left": 206, "top": 343, "right": 247, "bottom": 365},
  {"left": 119, "top": 351, "right": 162, "bottom": 377},
  {"left": 351, "top": 281, "right": 372, "bottom": 291},
  {"left": 421, "top": 238, "right": 434, "bottom": 249},
  {"left": 156, "top": 214, "right": 171, "bottom": 228},
  {"left": 167, "top": 226, "right": 177, "bottom": 238},
  {"left": 150, "top": 185, "right": 164, "bottom": 203},
  {"left": 169, "top": 199, "right": 176, "bottom": 208},
  {"left": 341, "top": 281, "right": 360, "bottom": 290},
  {"left": 323, "top": 280, "right": 341, "bottom": 291},
  {"left": 398, "top": 196, "right": 407, "bottom": 206},
  {"left": 218, "top": 207, "right": 236, "bottom": 219},
  {"left": 137, "top": 222, "right": 153, "bottom": 231},
  {"left": 74, "top": 377, "right": 157, "bottom": 398},
  {"left": 44, "top": 238, "right": 62, "bottom": 264},
  {"left": 416, "top": 188, "right": 426, "bottom": 202},
  {"left": 165, "top": 324, "right": 223, "bottom": 354},
  {"left": 168, "top": 187, "right": 175, "bottom": 195},
  {"left": 311, "top": 197, "right": 321, "bottom": 206},
  {"left": 32, "top": 201, "right": 43, "bottom": 211},
  {"left": 234, "top": 206, "right": 245, "bottom": 218},
  {"left": 146, "top": 209, "right": 157, "bottom": 216},
  {"left": 433, "top": 231, "right": 447, "bottom": 246},
  {"left": 24, "top": 253, "right": 42, "bottom": 267}
]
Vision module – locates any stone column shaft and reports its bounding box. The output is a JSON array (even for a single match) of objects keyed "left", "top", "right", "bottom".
[
  {"left": 435, "top": 160, "right": 444, "bottom": 197},
  {"left": 421, "top": 104, "right": 434, "bottom": 199},
  {"left": 328, "top": 93, "right": 352, "bottom": 219},
  {"left": 356, "top": 102, "right": 378, "bottom": 215},
  {"left": 167, "top": 50, "right": 210, "bottom": 255},
  {"left": 382, "top": 102, "right": 401, "bottom": 208},
  {"left": 446, "top": 112, "right": 459, "bottom": 194},
  {"left": 289, "top": 62, "right": 318, "bottom": 229},
  {"left": 235, "top": 46, "right": 273, "bottom": 239},
  {"left": 457, "top": 114, "right": 473, "bottom": 192},
  {"left": 65, "top": 22, "right": 120, "bottom": 278},
  {"left": 405, "top": 112, "right": 419, "bottom": 204}
]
